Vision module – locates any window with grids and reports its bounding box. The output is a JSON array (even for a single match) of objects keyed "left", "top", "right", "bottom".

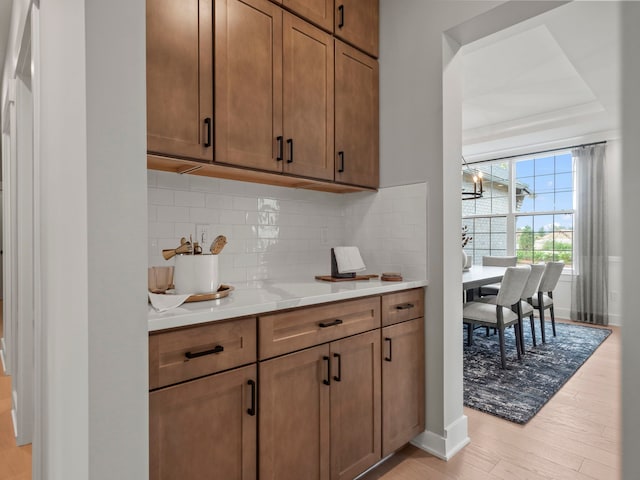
[{"left": 462, "top": 152, "right": 574, "bottom": 268}]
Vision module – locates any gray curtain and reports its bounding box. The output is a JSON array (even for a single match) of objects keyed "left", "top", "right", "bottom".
[{"left": 571, "top": 144, "right": 609, "bottom": 324}]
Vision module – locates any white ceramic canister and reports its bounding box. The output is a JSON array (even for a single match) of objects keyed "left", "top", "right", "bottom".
[{"left": 173, "top": 254, "right": 220, "bottom": 294}]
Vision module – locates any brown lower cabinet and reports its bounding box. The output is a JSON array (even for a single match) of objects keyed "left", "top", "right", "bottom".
[
  {"left": 149, "top": 364, "right": 257, "bottom": 480},
  {"left": 148, "top": 288, "right": 425, "bottom": 480},
  {"left": 259, "top": 330, "right": 381, "bottom": 480},
  {"left": 381, "top": 317, "right": 425, "bottom": 456}
]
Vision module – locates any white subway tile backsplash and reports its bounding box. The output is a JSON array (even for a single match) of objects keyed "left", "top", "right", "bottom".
[
  {"left": 189, "top": 208, "right": 220, "bottom": 224},
  {"left": 175, "top": 191, "right": 205, "bottom": 208},
  {"left": 148, "top": 171, "right": 426, "bottom": 281},
  {"left": 157, "top": 206, "right": 190, "bottom": 223},
  {"left": 219, "top": 210, "right": 247, "bottom": 225},
  {"left": 148, "top": 187, "right": 174, "bottom": 206}
]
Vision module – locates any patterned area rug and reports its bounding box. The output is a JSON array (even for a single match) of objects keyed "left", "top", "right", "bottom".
[{"left": 463, "top": 321, "right": 611, "bottom": 424}]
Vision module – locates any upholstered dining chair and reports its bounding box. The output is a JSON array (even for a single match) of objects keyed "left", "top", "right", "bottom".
[
  {"left": 480, "top": 255, "right": 518, "bottom": 296},
  {"left": 531, "top": 261, "right": 565, "bottom": 343},
  {"left": 463, "top": 266, "right": 531, "bottom": 369},
  {"left": 518, "top": 263, "right": 546, "bottom": 348}
]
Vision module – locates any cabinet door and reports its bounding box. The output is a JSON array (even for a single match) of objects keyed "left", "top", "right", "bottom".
[
  {"left": 146, "top": 0, "right": 213, "bottom": 162},
  {"left": 259, "top": 345, "right": 331, "bottom": 480},
  {"left": 282, "top": 0, "right": 334, "bottom": 31},
  {"left": 334, "top": 40, "right": 379, "bottom": 189},
  {"left": 283, "top": 13, "right": 334, "bottom": 180},
  {"left": 381, "top": 318, "right": 425, "bottom": 456},
  {"left": 150, "top": 364, "right": 257, "bottom": 480},
  {"left": 330, "top": 330, "right": 381, "bottom": 480},
  {"left": 334, "top": 0, "right": 379, "bottom": 57},
  {"left": 215, "top": 0, "right": 283, "bottom": 172}
]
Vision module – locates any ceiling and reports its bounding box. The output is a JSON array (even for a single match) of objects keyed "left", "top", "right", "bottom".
[
  {"left": 461, "top": 1, "right": 620, "bottom": 161},
  {"left": 0, "top": 1, "right": 621, "bottom": 163}
]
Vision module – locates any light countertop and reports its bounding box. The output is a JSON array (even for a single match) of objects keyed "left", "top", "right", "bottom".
[{"left": 148, "top": 277, "right": 427, "bottom": 332}]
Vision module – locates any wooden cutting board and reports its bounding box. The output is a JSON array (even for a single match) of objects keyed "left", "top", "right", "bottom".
[{"left": 315, "top": 274, "right": 379, "bottom": 282}]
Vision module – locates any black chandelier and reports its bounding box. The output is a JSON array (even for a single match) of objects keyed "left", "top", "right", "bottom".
[{"left": 461, "top": 157, "right": 483, "bottom": 201}]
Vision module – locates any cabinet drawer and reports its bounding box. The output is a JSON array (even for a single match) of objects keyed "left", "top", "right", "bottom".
[
  {"left": 149, "top": 316, "right": 257, "bottom": 389},
  {"left": 259, "top": 296, "right": 380, "bottom": 359},
  {"left": 381, "top": 288, "right": 424, "bottom": 326}
]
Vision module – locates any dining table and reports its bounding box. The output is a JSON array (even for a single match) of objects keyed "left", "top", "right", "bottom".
[{"left": 462, "top": 265, "right": 507, "bottom": 291}]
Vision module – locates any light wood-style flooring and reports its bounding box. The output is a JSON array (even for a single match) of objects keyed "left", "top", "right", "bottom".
[
  {"left": 0, "top": 318, "right": 619, "bottom": 480},
  {"left": 361, "top": 321, "right": 621, "bottom": 480},
  {"left": 0, "top": 301, "right": 32, "bottom": 480}
]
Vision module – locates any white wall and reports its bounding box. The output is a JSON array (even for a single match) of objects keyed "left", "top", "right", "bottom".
[
  {"left": 38, "top": 0, "right": 149, "bottom": 478},
  {"left": 148, "top": 172, "right": 427, "bottom": 282},
  {"left": 380, "top": 0, "right": 577, "bottom": 460},
  {"left": 621, "top": 4, "right": 640, "bottom": 479}
]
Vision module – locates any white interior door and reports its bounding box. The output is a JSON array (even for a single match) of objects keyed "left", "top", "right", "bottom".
[{"left": 14, "top": 75, "right": 35, "bottom": 446}]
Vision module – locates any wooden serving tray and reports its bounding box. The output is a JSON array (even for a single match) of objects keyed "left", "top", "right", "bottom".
[
  {"left": 184, "top": 284, "right": 234, "bottom": 302},
  {"left": 315, "top": 275, "right": 379, "bottom": 282}
]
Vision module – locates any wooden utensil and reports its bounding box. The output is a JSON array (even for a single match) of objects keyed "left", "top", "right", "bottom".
[
  {"left": 162, "top": 238, "right": 192, "bottom": 260},
  {"left": 210, "top": 235, "right": 227, "bottom": 255}
]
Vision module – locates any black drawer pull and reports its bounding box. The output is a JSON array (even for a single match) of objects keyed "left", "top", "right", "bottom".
[
  {"left": 203, "top": 117, "right": 212, "bottom": 148},
  {"left": 287, "top": 138, "right": 294, "bottom": 163},
  {"left": 247, "top": 380, "right": 256, "bottom": 416},
  {"left": 333, "top": 353, "right": 342, "bottom": 382},
  {"left": 338, "top": 5, "right": 344, "bottom": 28},
  {"left": 184, "top": 345, "right": 224, "bottom": 360},
  {"left": 323, "top": 356, "right": 331, "bottom": 385},
  {"left": 384, "top": 337, "right": 392, "bottom": 362},
  {"left": 338, "top": 151, "right": 345, "bottom": 173},
  {"left": 319, "top": 319, "right": 343, "bottom": 328},
  {"left": 396, "top": 303, "right": 415, "bottom": 310},
  {"left": 276, "top": 136, "right": 283, "bottom": 161}
]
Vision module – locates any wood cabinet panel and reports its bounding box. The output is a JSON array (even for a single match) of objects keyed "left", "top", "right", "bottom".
[
  {"left": 334, "top": 40, "right": 379, "bottom": 188},
  {"left": 277, "top": 0, "right": 334, "bottom": 31},
  {"left": 259, "top": 296, "right": 380, "bottom": 360},
  {"left": 330, "top": 330, "right": 381, "bottom": 480},
  {"left": 146, "top": 0, "right": 213, "bottom": 161},
  {"left": 215, "top": 0, "right": 283, "bottom": 171},
  {"left": 150, "top": 364, "right": 257, "bottom": 480},
  {"left": 334, "top": 0, "right": 379, "bottom": 57},
  {"left": 259, "top": 345, "right": 331, "bottom": 480},
  {"left": 381, "top": 318, "right": 425, "bottom": 456},
  {"left": 282, "top": 13, "right": 334, "bottom": 180},
  {"left": 149, "top": 317, "right": 256, "bottom": 390},
  {"left": 381, "top": 288, "right": 425, "bottom": 327}
]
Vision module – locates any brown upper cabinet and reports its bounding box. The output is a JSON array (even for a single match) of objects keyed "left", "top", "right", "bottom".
[
  {"left": 147, "top": 0, "right": 378, "bottom": 191},
  {"left": 334, "top": 0, "right": 379, "bottom": 58},
  {"left": 335, "top": 40, "right": 379, "bottom": 188},
  {"left": 216, "top": 0, "right": 334, "bottom": 180},
  {"left": 215, "top": 0, "right": 282, "bottom": 172},
  {"left": 273, "top": 0, "right": 334, "bottom": 32},
  {"left": 146, "top": 0, "right": 213, "bottom": 162}
]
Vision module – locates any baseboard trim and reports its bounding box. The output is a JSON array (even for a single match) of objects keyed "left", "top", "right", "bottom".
[
  {"left": 555, "top": 308, "right": 622, "bottom": 327},
  {"left": 410, "top": 415, "right": 470, "bottom": 461},
  {"left": 0, "top": 337, "right": 6, "bottom": 374},
  {"left": 11, "top": 407, "right": 18, "bottom": 439}
]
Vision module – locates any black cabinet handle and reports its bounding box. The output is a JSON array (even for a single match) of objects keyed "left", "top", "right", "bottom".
[
  {"left": 323, "top": 355, "right": 331, "bottom": 385},
  {"left": 319, "top": 319, "right": 343, "bottom": 328},
  {"left": 384, "top": 337, "right": 392, "bottom": 362},
  {"left": 184, "top": 345, "right": 224, "bottom": 360},
  {"left": 203, "top": 117, "right": 212, "bottom": 147},
  {"left": 338, "top": 151, "right": 345, "bottom": 173},
  {"left": 276, "top": 136, "right": 283, "bottom": 161},
  {"left": 247, "top": 380, "right": 256, "bottom": 416},
  {"left": 338, "top": 5, "right": 344, "bottom": 28},
  {"left": 333, "top": 353, "right": 342, "bottom": 382},
  {"left": 396, "top": 303, "right": 415, "bottom": 310},
  {"left": 287, "top": 138, "right": 294, "bottom": 163}
]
